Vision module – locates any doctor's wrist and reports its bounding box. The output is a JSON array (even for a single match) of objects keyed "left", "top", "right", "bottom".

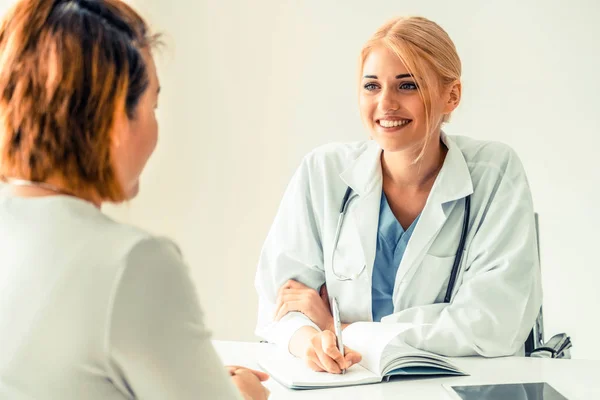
[
  {"left": 289, "top": 326, "right": 320, "bottom": 358},
  {"left": 322, "top": 317, "right": 335, "bottom": 333}
]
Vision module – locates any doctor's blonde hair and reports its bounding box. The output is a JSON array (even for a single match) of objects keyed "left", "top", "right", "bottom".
[{"left": 359, "top": 16, "right": 461, "bottom": 161}]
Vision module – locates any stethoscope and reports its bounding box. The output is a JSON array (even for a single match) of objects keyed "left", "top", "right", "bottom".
[{"left": 330, "top": 186, "right": 471, "bottom": 303}]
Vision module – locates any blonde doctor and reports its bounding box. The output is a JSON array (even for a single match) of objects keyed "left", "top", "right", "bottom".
[{"left": 255, "top": 16, "right": 542, "bottom": 374}]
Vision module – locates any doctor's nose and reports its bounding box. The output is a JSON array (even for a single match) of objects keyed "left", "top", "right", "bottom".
[{"left": 378, "top": 91, "right": 401, "bottom": 113}]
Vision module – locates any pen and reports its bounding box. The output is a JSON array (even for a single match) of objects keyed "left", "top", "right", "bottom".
[{"left": 331, "top": 296, "right": 346, "bottom": 374}]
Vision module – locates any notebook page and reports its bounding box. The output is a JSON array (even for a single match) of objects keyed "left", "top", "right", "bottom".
[
  {"left": 343, "top": 322, "right": 414, "bottom": 375},
  {"left": 380, "top": 340, "right": 466, "bottom": 375}
]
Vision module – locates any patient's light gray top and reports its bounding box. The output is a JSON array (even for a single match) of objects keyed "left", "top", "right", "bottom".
[{"left": 0, "top": 194, "right": 241, "bottom": 399}]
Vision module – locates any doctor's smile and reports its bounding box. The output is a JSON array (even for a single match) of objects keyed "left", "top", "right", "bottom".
[{"left": 376, "top": 118, "right": 412, "bottom": 129}]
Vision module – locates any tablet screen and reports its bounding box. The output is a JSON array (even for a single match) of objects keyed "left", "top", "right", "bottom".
[{"left": 449, "top": 382, "right": 568, "bottom": 400}]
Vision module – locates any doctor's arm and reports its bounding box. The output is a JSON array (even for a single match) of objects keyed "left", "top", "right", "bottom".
[
  {"left": 254, "top": 156, "right": 362, "bottom": 372},
  {"left": 382, "top": 159, "right": 543, "bottom": 357},
  {"left": 254, "top": 156, "right": 327, "bottom": 349}
]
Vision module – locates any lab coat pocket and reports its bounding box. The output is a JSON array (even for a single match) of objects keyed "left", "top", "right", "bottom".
[{"left": 414, "top": 254, "right": 456, "bottom": 305}]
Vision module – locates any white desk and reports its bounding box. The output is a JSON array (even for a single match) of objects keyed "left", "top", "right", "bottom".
[{"left": 214, "top": 341, "right": 600, "bottom": 400}]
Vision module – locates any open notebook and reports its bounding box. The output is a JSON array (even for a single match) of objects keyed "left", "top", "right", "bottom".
[{"left": 257, "top": 322, "right": 467, "bottom": 389}]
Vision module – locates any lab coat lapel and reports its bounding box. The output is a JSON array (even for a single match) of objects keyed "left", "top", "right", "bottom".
[
  {"left": 394, "top": 133, "right": 475, "bottom": 298},
  {"left": 394, "top": 195, "right": 447, "bottom": 286},
  {"left": 339, "top": 141, "right": 382, "bottom": 285},
  {"left": 350, "top": 189, "right": 381, "bottom": 284}
]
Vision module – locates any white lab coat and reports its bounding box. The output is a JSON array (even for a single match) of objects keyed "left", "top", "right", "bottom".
[{"left": 255, "top": 133, "right": 542, "bottom": 357}]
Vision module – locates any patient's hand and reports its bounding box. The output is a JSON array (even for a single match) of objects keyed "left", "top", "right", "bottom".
[
  {"left": 226, "top": 366, "right": 269, "bottom": 381},
  {"left": 228, "top": 366, "right": 270, "bottom": 400},
  {"left": 275, "top": 280, "right": 333, "bottom": 331}
]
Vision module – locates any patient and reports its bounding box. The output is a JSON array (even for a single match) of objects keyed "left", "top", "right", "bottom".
[{"left": 0, "top": 0, "right": 268, "bottom": 399}]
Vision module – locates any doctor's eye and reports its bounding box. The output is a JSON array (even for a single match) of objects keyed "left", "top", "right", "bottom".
[
  {"left": 399, "top": 82, "right": 418, "bottom": 91},
  {"left": 364, "top": 83, "right": 380, "bottom": 91}
]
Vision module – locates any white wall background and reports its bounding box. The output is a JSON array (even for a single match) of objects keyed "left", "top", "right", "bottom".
[
  {"left": 119, "top": 0, "right": 600, "bottom": 359},
  {"left": 1, "top": 0, "right": 598, "bottom": 359}
]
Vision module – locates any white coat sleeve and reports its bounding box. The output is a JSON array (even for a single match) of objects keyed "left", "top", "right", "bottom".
[
  {"left": 106, "top": 237, "right": 243, "bottom": 400},
  {"left": 382, "top": 151, "right": 543, "bottom": 357},
  {"left": 255, "top": 156, "right": 325, "bottom": 351}
]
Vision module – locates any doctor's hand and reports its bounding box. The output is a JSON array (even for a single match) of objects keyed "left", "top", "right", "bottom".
[
  {"left": 275, "top": 280, "right": 334, "bottom": 331},
  {"left": 228, "top": 366, "right": 270, "bottom": 400},
  {"left": 293, "top": 328, "right": 362, "bottom": 374}
]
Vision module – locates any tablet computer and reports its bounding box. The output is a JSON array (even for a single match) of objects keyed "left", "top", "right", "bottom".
[{"left": 443, "top": 382, "right": 568, "bottom": 400}]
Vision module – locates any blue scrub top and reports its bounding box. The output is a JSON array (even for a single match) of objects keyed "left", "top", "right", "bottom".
[{"left": 371, "top": 193, "right": 419, "bottom": 322}]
